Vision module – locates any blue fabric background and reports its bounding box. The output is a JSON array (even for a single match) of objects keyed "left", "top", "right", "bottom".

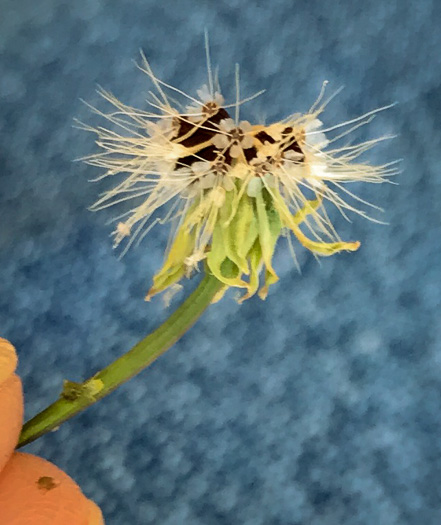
[{"left": 1, "top": 1, "right": 440, "bottom": 523}]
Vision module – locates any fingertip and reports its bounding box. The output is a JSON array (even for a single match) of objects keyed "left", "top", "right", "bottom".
[
  {"left": 86, "top": 498, "right": 106, "bottom": 525},
  {"left": 0, "top": 452, "right": 105, "bottom": 524},
  {"left": 0, "top": 338, "right": 18, "bottom": 385},
  {"left": 0, "top": 373, "right": 24, "bottom": 473}
]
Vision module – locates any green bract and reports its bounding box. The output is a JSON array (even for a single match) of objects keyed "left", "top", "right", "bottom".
[{"left": 146, "top": 177, "right": 359, "bottom": 302}]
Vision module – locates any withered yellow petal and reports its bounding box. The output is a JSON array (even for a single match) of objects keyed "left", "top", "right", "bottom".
[
  {"left": 146, "top": 226, "right": 195, "bottom": 300},
  {"left": 272, "top": 190, "right": 360, "bottom": 255},
  {"left": 206, "top": 223, "right": 247, "bottom": 288},
  {"left": 238, "top": 240, "right": 263, "bottom": 303},
  {"left": 254, "top": 189, "right": 281, "bottom": 279},
  {"left": 224, "top": 192, "right": 258, "bottom": 275}
]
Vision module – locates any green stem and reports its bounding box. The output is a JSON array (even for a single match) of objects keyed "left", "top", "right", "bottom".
[{"left": 18, "top": 273, "right": 223, "bottom": 448}]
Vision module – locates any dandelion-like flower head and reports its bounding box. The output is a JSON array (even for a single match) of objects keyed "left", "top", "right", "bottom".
[{"left": 81, "top": 47, "right": 397, "bottom": 302}]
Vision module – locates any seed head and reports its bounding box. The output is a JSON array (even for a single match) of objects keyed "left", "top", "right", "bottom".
[{"left": 80, "top": 49, "right": 397, "bottom": 302}]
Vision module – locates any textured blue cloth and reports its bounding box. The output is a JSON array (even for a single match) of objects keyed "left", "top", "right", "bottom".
[{"left": 1, "top": 1, "right": 440, "bottom": 523}]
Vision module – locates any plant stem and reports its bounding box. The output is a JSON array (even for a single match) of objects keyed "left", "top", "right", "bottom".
[{"left": 18, "top": 273, "right": 223, "bottom": 448}]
